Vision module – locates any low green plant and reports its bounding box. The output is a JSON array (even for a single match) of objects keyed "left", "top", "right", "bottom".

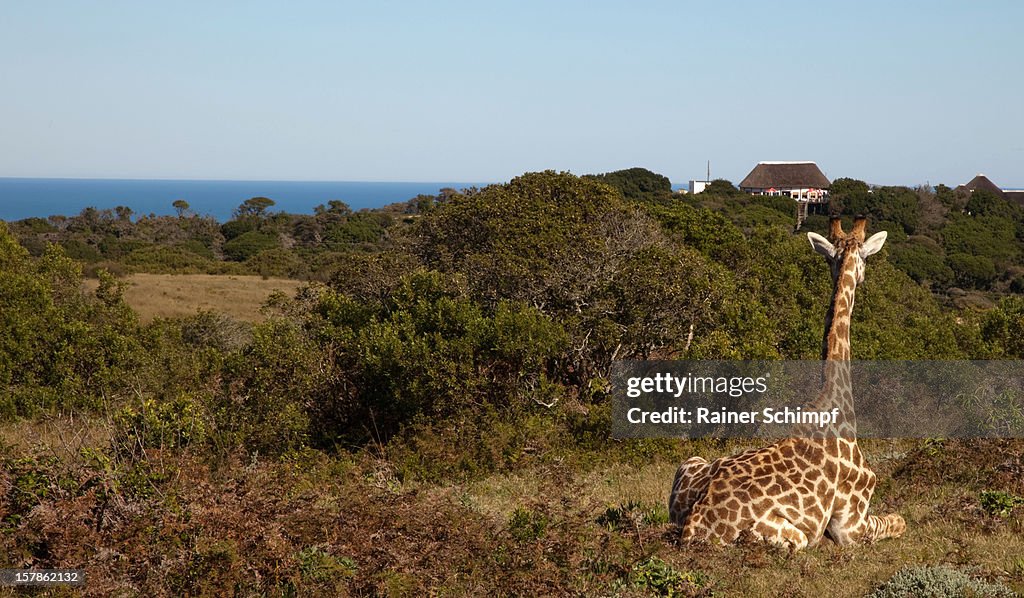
[
  {"left": 980, "top": 490, "right": 1024, "bottom": 517},
  {"left": 1, "top": 454, "right": 78, "bottom": 528},
  {"left": 870, "top": 564, "right": 1016, "bottom": 598},
  {"left": 598, "top": 501, "right": 669, "bottom": 531},
  {"left": 631, "top": 556, "right": 708, "bottom": 597},
  {"left": 508, "top": 506, "right": 548, "bottom": 542}
]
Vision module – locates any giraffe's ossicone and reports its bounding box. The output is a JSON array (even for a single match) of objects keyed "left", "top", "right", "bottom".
[{"left": 669, "top": 217, "right": 905, "bottom": 549}]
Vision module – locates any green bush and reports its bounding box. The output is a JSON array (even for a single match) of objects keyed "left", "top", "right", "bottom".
[
  {"left": 13, "top": 217, "right": 57, "bottom": 233},
  {"left": 98, "top": 236, "right": 151, "bottom": 259},
  {"left": 178, "top": 239, "right": 216, "bottom": 260},
  {"left": 0, "top": 229, "right": 139, "bottom": 407},
  {"left": 60, "top": 238, "right": 103, "bottom": 262},
  {"left": 870, "top": 565, "right": 1015, "bottom": 598},
  {"left": 215, "top": 319, "right": 323, "bottom": 454},
  {"left": 585, "top": 167, "right": 672, "bottom": 202},
  {"left": 220, "top": 218, "right": 255, "bottom": 241},
  {"left": 980, "top": 297, "right": 1024, "bottom": 357},
  {"left": 245, "top": 247, "right": 307, "bottom": 278},
  {"left": 333, "top": 270, "right": 566, "bottom": 440},
  {"left": 222, "top": 231, "right": 279, "bottom": 261},
  {"left": 322, "top": 212, "right": 393, "bottom": 246},
  {"left": 947, "top": 253, "right": 997, "bottom": 289},
  {"left": 890, "top": 237, "right": 952, "bottom": 286}
]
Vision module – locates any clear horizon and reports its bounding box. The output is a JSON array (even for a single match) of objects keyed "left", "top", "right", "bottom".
[{"left": 2, "top": 1, "right": 1022, "bottom": 188}]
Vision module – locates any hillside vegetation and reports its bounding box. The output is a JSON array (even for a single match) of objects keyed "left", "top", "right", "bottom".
[{"left": 1, "top": 170, "right": 1022, "bottom": 596}]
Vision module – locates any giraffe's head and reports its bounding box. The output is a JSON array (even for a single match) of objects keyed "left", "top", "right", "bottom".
[{"left": 807, "top": 216, "right": 887, "bottom": 285}]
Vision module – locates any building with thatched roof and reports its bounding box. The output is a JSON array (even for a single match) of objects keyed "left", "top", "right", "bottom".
[
  {"left": 739, "top": 161, "right": 831, "bottom": 202},
  {"left": 956, "top": 174, "right": 1024, "bottom": 207},
  {"left": 955, "top": 174, "right": 1006, "bottom": 198}
]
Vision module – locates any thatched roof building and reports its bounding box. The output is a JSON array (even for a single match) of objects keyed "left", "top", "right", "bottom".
[
  {"left": 739, "top": 162, "right": 830, "bottom": 191},
  {"left": 955, "top": 174, "right": 1005, "bottom": 198},
  {"left": 739, "top": 161, "right": 830, "bottom": 202}
]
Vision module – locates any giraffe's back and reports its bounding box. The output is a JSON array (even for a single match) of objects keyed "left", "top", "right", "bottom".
[{"left": 679, "top": 438, "right": 842, "bottom": 548}]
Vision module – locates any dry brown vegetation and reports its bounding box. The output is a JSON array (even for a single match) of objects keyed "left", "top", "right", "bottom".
[
  {"left": 3, "top": 418, "right": 1023, "bottom": 597},
  {"left": 82, "top": 273, "right": 305, "bottom": 322}
]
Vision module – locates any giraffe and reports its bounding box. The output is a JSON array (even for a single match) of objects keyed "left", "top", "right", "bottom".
[{"left": 668, "top": 216, "right": 905, "bottom": 549}]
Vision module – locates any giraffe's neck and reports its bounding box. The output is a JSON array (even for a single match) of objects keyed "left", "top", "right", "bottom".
[
  {"left": 809, "top": 254, "right": 859, "bottom": 439},
  {"left": 822, "top": 254, "right": 857, "bottom": 362}
]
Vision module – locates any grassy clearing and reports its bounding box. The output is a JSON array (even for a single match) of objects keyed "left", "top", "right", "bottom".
[{"left": 83, "top": 273, "right": 305, "bottom": 322}]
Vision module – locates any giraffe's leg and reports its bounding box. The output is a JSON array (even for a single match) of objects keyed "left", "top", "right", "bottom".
[
  {"left": 755, "top": 516, "right": 810, "bottom": 551},
  {"left": 827, "top": 479, "right": 906, "bottom": 545},
  {"left": 828, "top": 510, "right": 905, "bottom": 544},
  {"left": 669, "top": 456, "right": 711, "bottom": 526}
]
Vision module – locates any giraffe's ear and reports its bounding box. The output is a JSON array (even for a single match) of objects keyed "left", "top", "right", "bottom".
[
  {"left": 807, "top": 232, "right": 835, "bottom": 258},
  {"left": 860, "top": 231, "right": 887, "bottom": 258}
]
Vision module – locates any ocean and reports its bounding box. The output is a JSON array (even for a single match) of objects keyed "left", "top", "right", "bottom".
[{"left": 0, "top": 178, "right": 491, "bottom": 223}]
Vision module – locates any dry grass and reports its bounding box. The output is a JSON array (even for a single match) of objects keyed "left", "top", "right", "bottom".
[
  {"left": 3, "top": 421, "right": 1023, "bottom": 596},
  {"left": 83, "top": 273, "right": 305, "bottom": 322},
  {"left": 447, "top": 439, "right": 1024, "bottom": 597}
]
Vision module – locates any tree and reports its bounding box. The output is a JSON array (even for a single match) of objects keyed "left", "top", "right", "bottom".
[
  {"left": 234, "top": 197, "right": 276, "bottom": 220},
  {"left": 313, "top": 200, "right": 352, "bottom": 216},
  {"left": 172, "top": 199, "right": 191, "bottom": 218},
  {"left": 115, "top": 206, "right": 134, "bottom": 222}
]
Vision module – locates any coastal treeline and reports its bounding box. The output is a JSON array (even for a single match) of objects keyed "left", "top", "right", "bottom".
[
  {"left": 1, "top": 170, "right": 1023, "bottom": 595},
  {"left": 10, "top": 168, "right": 1024, "bottom": 300}
]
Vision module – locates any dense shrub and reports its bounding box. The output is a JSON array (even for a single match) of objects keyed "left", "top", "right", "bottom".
[
  {"left": 98, "top": 236, "right": 151, "bottom": 260},
  {"left": 947, "top": 252, "right": 998, "bottom": 288},
  {"left": 246, "top": 247, "right": 308, "bottom": 279},
  {"left": 322, "top": 212, "right": 393, "bottom": 246},
  {"left": 312, "top": 270, "right": 567, "bottom": 441},
  {"left": 0, "top": 226, "right": 139, "bottom": 412},
  {"left": 60, "top": 238, "right": 103, "bottom": 262},
  {"left": 222, "top": 231, "right": 279, "bottom": 261},
  {"left": 585, "top": 167, "right": 672, "bottom": 202},
  {"left": 220, "top": 218, "right": 256, "bottom": 241},
  {"left": 114, "top": 393, "right": 210, "bottom": 451},
  {"left": 889, "top": 236, "right": 952, "bottom": 286},
  {"left": 980, "top": 296, "right": 1024, "bottom": 358}
]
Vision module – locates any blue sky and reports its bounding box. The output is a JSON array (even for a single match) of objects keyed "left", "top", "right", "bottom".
[{"left": 2, "top": 1, "right": 1021, "bottom": 186}]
